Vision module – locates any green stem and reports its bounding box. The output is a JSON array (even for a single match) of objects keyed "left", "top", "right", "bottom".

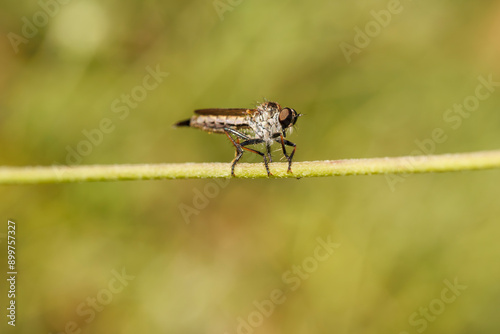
[{"left": 1, "top": 150, "right": 500, "bottom": 184}]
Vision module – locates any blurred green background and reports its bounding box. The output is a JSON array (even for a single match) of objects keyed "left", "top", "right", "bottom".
[{"left": 1, "top": 0, "right": 500, "bottom": 333}]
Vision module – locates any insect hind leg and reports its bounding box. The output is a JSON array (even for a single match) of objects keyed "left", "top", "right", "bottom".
[{"left": 224, "top": 129, "right": 244, "bottom": 177}]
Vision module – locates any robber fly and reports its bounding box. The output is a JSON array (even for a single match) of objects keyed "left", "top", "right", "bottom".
[{"left": 174, "top": 101, "right": 302, "bottom": 176}]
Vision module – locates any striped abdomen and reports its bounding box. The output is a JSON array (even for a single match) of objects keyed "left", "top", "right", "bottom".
[{"left": 177, "top": 115, "right": 250, "bottom": 133}]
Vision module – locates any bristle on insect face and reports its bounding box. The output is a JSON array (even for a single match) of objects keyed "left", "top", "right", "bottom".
[{"left": 174, "top": 119, "right": 191, "bottom": 127}]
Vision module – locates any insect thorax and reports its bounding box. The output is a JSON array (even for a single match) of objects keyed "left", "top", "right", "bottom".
[{"left": 249, "top": 107, "right": 283, "bottom": 144}]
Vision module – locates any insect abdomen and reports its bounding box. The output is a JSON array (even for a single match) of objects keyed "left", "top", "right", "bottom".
[
  {"left": 189, "top": 115, "right": 249, "bottom": 133},
  {"left": 174, "top": 119, "right": 191, "bottom": 127}
]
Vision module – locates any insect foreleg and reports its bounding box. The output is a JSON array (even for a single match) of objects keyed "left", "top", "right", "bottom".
[{"left": 276, "top": 134, "right": 297, "bottom": 173}]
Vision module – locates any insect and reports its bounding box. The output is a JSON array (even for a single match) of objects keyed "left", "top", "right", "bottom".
[{"left": 174, "top": 101, "right": 302, "bottom": 176}]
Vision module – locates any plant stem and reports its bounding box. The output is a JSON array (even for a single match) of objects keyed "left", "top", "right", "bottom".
[{"left": 1, "top": 150, "right": 500, "bottom": 184}]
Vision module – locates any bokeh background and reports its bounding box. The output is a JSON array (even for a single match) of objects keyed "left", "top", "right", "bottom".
[{"left": 1, "top": 0, "right": 500, "bottom": 333}]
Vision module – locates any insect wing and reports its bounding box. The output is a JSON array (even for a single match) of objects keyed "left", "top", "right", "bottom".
[{"left": 194, "top": 108, "right": 256, "bottom": 116}]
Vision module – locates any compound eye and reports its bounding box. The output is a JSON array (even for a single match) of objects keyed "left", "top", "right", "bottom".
[{"left": 279, "top": 108, "right": 294, "bottom": 128}]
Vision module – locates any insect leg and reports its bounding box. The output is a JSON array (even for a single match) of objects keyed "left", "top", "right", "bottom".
[
  {"left": 266, "top": 143, "right": 273, "bottom": 163},
  {"left": 276, "top": 134, "right": 297, "bottom": 173},
  {"left": 225, "top": 128, "right": 251, "bottom": 141},
  {"left": 239, "top": 138, "right": 272, "bottom": 176},
  {"left": 224, "top": 129, "right": 244, "bottom": 177}
]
